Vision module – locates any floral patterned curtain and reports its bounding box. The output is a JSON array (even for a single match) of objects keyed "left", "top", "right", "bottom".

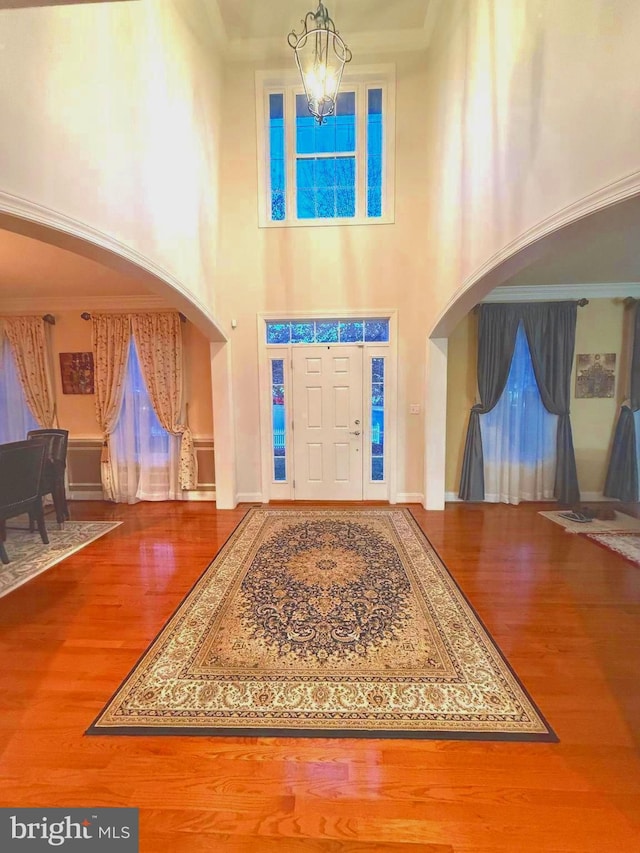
[
  {"left": 131, "top": 312, "right": 197, "bottom": 490},
  {"left": 3, "top": 316, "right": 55, "bottom": 428},
  {"left": 91, "top": 314, "right": 131, "bottom": 501}
]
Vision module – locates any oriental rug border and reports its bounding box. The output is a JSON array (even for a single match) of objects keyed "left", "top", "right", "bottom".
[{"left": 88, "top": 507, "right": 556, "bottom": 741}]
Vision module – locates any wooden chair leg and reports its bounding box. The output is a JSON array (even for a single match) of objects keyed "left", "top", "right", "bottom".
[
  {"left": 52, "top": 484, "right": 65, "bottom": 526},
  {"left": 0, "top": 521, "right": 8, "bottom": 565},
  {"left": 33, "top": 498, "right": 49, "bottom": 545}
]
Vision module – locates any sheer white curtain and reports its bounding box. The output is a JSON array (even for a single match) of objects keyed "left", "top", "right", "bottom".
[
  {"left": 480, "top": 323, "right": 558, "bottom": 505},
  {"left": 110, "top": 338, "right": 181, "bottom": 504},
  {"left": 0, "top": 333, "right": 39, "bottom": 443}
]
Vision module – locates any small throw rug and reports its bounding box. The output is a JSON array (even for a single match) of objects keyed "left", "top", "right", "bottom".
[
  {"left": 89, "top": 508, "right": 555, "bottom": 740},
  {"left": 0, "top": 521, "right": 122, "bottom": 598},
  {"left": 587, "top": 532, "right": 640, "bottom": 567},
  {"left": 539, "top": 510, "right": 640, "bottom": 535}
]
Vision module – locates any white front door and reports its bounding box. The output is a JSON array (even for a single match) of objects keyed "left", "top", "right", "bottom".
[{"left": 292, "top": 345, "right": 363, "bottom": 500}]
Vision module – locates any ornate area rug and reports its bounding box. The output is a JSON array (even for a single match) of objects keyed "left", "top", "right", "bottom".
[
  {"left": 0, "top": 520, "right": 122, "bottom": 598},
  {"left": 89, "top": 508, "right": 555, "bottom": 740},
  {"left": 587, "top": 532, "right": 640, "bottom": 567}
]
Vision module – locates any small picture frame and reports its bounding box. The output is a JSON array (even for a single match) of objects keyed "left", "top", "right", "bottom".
[
  {"left": 575, "top": 353, "right": 616, "bottom": 399},
  {"left": 59, "top": 352, "right": 95, "bottom": 395}
]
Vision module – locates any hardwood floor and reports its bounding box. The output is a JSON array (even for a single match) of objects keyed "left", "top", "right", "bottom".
[{"left": 1, "top": 500, "right": 639, "bottom": 851}]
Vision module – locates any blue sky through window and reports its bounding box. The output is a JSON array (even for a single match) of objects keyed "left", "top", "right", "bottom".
[
  {"left": 296, "top": 91, "right": 356, "bottom": 220},
  {"left": 367, "top": 88, "right": 383, "bottom": 217},
  {"left": 269, "top": 93, "right": 285, "bottom": 221}
]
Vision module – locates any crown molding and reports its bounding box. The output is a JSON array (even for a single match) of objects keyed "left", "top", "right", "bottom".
[
  {"left": 483, "top": 282, "right": 640, "bottom": 303},
  {"left": 0, "top": 294, "right": 171, "bottom": 314},
  {"left": 226, "top": 29, "right": 430, "bottom": 62}
]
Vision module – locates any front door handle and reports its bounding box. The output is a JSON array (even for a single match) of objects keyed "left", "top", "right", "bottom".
[{"left": 349, "top": 430, "right": 361, "bottom": 436}]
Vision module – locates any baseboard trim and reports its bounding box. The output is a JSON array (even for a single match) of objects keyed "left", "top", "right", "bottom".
[
  {"left": 182, "top": 490, "right": 216, "bottom": 502},
  {"left": 69, "top": 489, "right": 217, "bottom": 502},
  {"left": 396, "top": 493, "right": 424, "bottom": 504},
  {"left": 444, "top": 491, "right": 618, "bottom": 503},
  {"left": 68, "top": 490, "right": 104, "bottom": 501},
  {"left": 237, "top": 493, "right": 265, "bottom": 504},
  {"left": 580, "top": 492, "right": 618, "bottom": 502}
]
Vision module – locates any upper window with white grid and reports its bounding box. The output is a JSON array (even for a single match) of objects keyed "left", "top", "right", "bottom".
[{"left": 257, "top": 67, "right": 395, "bottom": 227}]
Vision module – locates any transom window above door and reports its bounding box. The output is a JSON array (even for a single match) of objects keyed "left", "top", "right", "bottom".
[
  {"left": 256, "top": 66, "right": 396, "bottom": 228},
  {"left": 266, "top": 318, "right": 390, "bottom": 345}
]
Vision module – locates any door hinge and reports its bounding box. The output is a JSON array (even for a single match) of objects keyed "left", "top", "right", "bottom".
[{"left": 293, "top": 479, "right": 295, "bottom": 489}]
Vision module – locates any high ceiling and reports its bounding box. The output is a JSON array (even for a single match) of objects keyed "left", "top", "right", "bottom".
[
  {"left": 0, "top": 0, "right": 638, "bottom": 309},
  {"left": 216, "top": 0, "right": 433, "bottom": 41},
  {"left": 206, "top": 0, "right": 439, "bottom": 58}
]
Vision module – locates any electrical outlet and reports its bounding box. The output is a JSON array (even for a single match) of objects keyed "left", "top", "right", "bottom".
[{"left": 410, "top": 404, "right": 421, "bottom": 414}]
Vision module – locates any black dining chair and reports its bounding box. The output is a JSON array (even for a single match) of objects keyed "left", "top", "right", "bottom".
[
  {"left": 0, "top": 440, "right": 49, "bottom": 564},
  {"left": 27, "top": 428, "right": 70, "bottom": 526}
]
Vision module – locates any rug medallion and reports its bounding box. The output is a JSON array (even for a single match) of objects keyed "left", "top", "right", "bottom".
[{"left": 89, "top": 508, "right": 555, "bottom": 740}]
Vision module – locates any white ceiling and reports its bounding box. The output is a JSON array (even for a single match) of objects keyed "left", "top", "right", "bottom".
[
  {"left": 216, "top": 0, "right": 432, "bottom": 41},
  {"left": 206, "top": 0, "right": 439, "bottom": 59}
]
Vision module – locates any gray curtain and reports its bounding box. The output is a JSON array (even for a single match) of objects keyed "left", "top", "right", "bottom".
[
  {"left": 459, "top": 301, "right": 581, "bottom": 504},
  {"left": 521, "top": 302, "right": 580, "bottom": 505},
  {"left": 459, "top": 304, "right": 520, "bottom": 500},
  {"left": 604, "top": 302, "right": 640, "bottom": 501}
]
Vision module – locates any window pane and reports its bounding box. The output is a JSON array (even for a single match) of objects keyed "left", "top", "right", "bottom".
[
  {"left": 371, "top": 357, "right": 385, "bottom": 481},
  {"left": 0, "top": 336, "right": 39, "bottom": 443},
  {"left": 271, "top": 359, "right": 287, "bottom": 482},
  {"left": 367, "top": 88, "right": 383, "bottom": 219},
  {"left": 269, "top": 93, "right": 286, "bottom": 221},
  {"left": 316, "top": 187, "right": 336, "bottom": 218},
  {"left": 364, "top": 319, "right": 390, "bottom": 343},
  {"left": 266, "top": 322, "right": 291, "bottom": 344},
  {"left": 271, "top": 191, "right": 286, "bottom": 222},
  {"left": 296, "top": 156, "right": 356, "bottom": 220},
  {"left": 336, "top": 188, "right": 356, "bottom": 218},
  {"left": 296, "top": 91, "right": 356, "bottom": 155},
  {"left": 291, "top": 322, "right": 315, "bottom": 343},
  {"left": 316, "top": 321, "right": 339, "bottom": 343},
  {"left": 339, "top": 321, "right": 364, "bottom": 343}
]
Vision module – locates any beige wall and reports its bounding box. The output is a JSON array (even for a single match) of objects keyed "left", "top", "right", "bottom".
[
  {"left": 48, "top": 312, "right": 213, "bottom": 439},
  {"left": 425, "top": 0, "right": 640, "bottom": 334},
  {"left": 445, "top": 312, "right": 477, "bottom": 494},
  {"left": 445, "top": 298, "right": 628, "bottom": 496},
  {"left": 0, "top": 1, "right": 223, "bottom": 327},
  {"left": 216, "top": 54, "right": 431, "bottom": 498}
]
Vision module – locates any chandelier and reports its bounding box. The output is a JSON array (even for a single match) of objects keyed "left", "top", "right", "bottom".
[{"left": 288, "top": 2, "right": 352, "bottom": 125}]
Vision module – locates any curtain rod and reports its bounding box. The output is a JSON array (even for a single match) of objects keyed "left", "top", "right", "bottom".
[
  {"left": 80, "top": 311, "right": 187, "bottom": 323},
  {"left": 474, "top": 298, "right": 590, "bottom": 313}
]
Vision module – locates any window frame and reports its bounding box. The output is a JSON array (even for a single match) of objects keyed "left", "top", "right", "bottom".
[{"left": 256, "top": 64, "right": 396, "bottom": 228}]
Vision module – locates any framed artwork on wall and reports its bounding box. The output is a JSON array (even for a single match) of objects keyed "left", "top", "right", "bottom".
[
  {"left": 59, "top": 352, "right": 95, "bottom": 395},
  {"left": 575, "top": 353, "right": 616, "bottom": 398}
]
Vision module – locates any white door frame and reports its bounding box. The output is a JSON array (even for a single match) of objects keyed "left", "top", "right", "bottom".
[{"left": 257, "top": 310, "right": 398, "bottom": 503}]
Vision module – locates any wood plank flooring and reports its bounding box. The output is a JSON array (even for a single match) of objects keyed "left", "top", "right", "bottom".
[{"left": 0, "top": 500, "right": 639, "bottom": 851}]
